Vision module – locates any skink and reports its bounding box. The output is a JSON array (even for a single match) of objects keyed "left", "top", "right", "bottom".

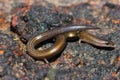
[{"left": 27, "top": 26, "right": 99, "bottom": 59}]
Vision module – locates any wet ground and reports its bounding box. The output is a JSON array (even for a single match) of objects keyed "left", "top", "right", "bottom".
[{"left": 0, "top": 0, "right": 120, "bottom": 80}]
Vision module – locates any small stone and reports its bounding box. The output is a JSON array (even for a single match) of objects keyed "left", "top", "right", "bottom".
[
  {"left": 0, "top": 22, "right": 10, "bottom": 31},
  {"left": 13, "top": 69, "right": 25, "bottom": 78},
  {"left": 98, "top": 60, "right": 105, "bottom": 65},
  {"left": 44, "top": 77, "right": 50, "bottom": 80},
  {"left": 12, "top": 63, "right": 25, "bottom": 78},
  {"left": 0, "top": 65, "right": 3, "bottom": 72},
  {"left": 0, "top": 49, "right": 5, "bottom": 55}
]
